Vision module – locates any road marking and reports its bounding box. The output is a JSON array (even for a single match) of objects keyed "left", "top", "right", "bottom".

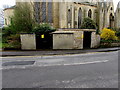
[
  {"left": 63, "top": 60, "right": 109, "bottom": 66},
  {"left": 40, "top": 60, "right": 109, "bottom": 67}
]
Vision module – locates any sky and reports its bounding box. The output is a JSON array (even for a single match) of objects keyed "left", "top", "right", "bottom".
[{"left": 0, "top": 0, "right": 119, "bottom": 11}]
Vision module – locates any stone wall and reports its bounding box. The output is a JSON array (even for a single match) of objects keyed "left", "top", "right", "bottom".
[
  {"left": 111, "top": 43, "right": 120, "bottom": 47},
  {"left": 91, "top": 32, "right": 100, "bottom": 48},
  {"left": 73, "top": 31, "right": 83, "bottom": 49},
  {"left": 20, "top": 34, "right": 36, "bottom": 50},
  {"left": 53, "top": 2, "right": 59, "bottom": 28}
]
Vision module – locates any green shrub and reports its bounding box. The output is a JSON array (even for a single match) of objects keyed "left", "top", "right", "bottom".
[
  {"left": 107, "top": 27, "right": 120, "bottom": 37},
  {"left": 100, "top": 39, "right": 120, "bottom": 43},
  {"left": 32, "top": 23, "right": 56, "bottom": 34},
  {"left": 7, "top": 34, "right": 20, "bottom": 42},
  {"left": 116, "top": 30, "right": 120, "bottom": 37},
  {"left": 2, "top": 26, "right": 13, "bottom": 37},
  {"left": 2, "top": 43, "right": 16, "bottom": 49},
  {"left": 2, "top": 26, "right": 13, "bottom": 43},
  {"left": 81, "top": 17, "right": 96, "bottom": 29},
  {"left": 2, "top": 34, "right": 21, "bottom": 49}
]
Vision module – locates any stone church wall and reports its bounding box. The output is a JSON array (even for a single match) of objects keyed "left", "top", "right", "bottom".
[{"left": 115, "top": 2, "right": 120, "bottom": 29}]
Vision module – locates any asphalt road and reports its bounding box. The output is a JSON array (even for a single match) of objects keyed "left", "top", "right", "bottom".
[{"left": 1, "top": 51, "right": 119, "bottom": 88}]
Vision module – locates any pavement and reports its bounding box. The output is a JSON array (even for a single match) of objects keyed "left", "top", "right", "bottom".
[{"left": 1, "top": 47, "right": 120, "bottom": 57}]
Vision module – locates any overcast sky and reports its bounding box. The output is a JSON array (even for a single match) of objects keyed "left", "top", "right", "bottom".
[{"left": 0, "top": 0, "right": 119, "bottom": 11}]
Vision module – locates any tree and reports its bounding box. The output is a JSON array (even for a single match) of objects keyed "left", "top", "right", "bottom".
[
  {"left": 11, "top": 2, "right": 34, "bottom": 33},
  {"left": 30, "top": 2, "right": 47, "bottom": 24}
]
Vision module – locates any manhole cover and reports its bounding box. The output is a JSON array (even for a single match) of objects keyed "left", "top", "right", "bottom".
[{"left": 2, "top": 61, "right": 35, "bottom": 66}]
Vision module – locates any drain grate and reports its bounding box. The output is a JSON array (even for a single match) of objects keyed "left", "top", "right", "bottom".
[{"left": 2, "top": 61, "right": 35, "bottom": 66}]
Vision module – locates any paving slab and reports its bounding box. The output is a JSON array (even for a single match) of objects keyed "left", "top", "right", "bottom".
[{"left": 1, "top": 47, "right": 120, "bottom": 57}]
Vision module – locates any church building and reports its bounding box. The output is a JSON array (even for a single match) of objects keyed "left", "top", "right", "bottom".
[
  {"left": 115, "top": 1, "right": 120, "bottom": 29},
  {"left": 29, "top": 0, "right": 116, "bottom": 31},
  {"left": 4, "top": 0, "right": 117, "bottom": 31}
]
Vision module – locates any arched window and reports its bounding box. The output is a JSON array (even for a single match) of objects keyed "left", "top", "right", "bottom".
[
  {"left": 102, "top": 9, "right": 104, "bottom": 13},
  {"left": 42, "top": 1, "right": 46, "bottom": 22},
  {"left": 88, "top": 9, "right": 92, "bottom": 18},
  {"left": 74, "top": 7, "right": 77, "bottom": 28},
  {"left": 68, "top": 9, "right": 71, "bottom": 23},
  {"left": 67, "top": 6, "right": 72, "bottom": 28},
  {"left": 5, "top": 18, "right": 7, "bottom": 25},
  {"left": 109, "top": 13, "right": 114, "bottom": 28},
  {"left": 78, "top": 8, "right": 82, "bottom": 28},
  {"left": 111, "top": 7, "right": 113, "bottom": 10},
  {"left": 34, "top": 2, "right": 40, "bottom": 23}
]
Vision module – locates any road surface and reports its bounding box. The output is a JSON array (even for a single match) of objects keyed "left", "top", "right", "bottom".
[{"left": 1, "top": 51, "right": 119, "bottom": 88}]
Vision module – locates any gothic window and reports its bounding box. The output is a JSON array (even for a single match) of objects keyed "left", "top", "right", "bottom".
[
  {"left": 68, "top": 9, "right": 71, "bottom": 23},
  {"left": 42, "top": 1, "right": 46, "bottom": 22},
  {"left": 88, "top": 9, "right": 92, "bottom": 18},
  {"left": 102, "top": 9, "right": 104, "bottom": 13},
  {"left": 67, "top": 6, "right": 72, "bottom": 28},
  {"left": 78, "top": 8, "right": 82, "bottom": 28},
  {"left": 109, "top": 13, "right": 114, "bottom": 28},
  {"left": 34, "top": 2, "right": 40, "bottom": 23},
  {"left": 74, "top": 7, "right": 77, "bottom": 28},
  {"left": 48, "top": 1, "right": 53, "bottom": 23},
  {"left": 5, "top": 18, "right": 7, "bottom": 25},
  {"left": 10, "top": 18, "right": 13, "bottom": 24},
  {"left": 111, "top": 7, "right": 113, "bottom": 10}
]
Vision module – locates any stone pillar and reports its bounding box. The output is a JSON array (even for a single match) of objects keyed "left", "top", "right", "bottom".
[
  {"left": 84, "top": 9, "right": 88, "bottom": 18},
  {"left": 98, "top": 9, "right": 104, "bottom": 31},
  {"left": 53, "top": 2, "right": 59, "bottom": 28},
  {"left": 74, "top": 7, "right": 78, "bottom": 28},
  {"left": 91, "top": 32, "right": 100, "bottom": 48},
  {"left": 59, "top": 2, "right": 67, "bottom": 28},
  {"left": 71, "top": 4, "right": 74, "bottom": 28},
  {"left": 73, "top": 31, "right": 83, "bottom": 49}
]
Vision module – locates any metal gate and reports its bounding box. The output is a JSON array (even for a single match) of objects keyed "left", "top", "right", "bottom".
[{"left": 36, "top": 33, "right": 53, "bottom": 49}]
